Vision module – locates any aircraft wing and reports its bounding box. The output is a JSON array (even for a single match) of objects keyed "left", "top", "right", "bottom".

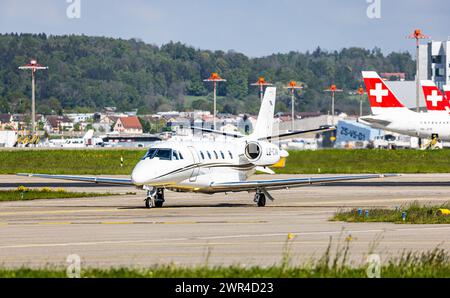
[
  {"left": 210, "top": 174, "right": 397, "bottom": 192},
  {"left": 17, "top": 173, "right": 133, "bottom": 185}
]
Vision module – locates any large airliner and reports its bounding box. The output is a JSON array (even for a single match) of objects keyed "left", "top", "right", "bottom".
[
  {"left": 359, "top": 71, "right": 450, "bottom": 141},
  {"left": 20, "top": 87, "right": 393, "bottom": 208}
]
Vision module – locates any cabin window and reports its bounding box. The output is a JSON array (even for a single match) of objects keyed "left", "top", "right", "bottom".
[
  {"left": 220, "top": 151, "right": 225, "bottom": 159},
  {"left": 229, "top": 151, "right": 233, "bottom": 159},
  {"left": 154, "top": 149, "right": 172, "bottom": 160},
  {"left": 179, "top": 152, "right": 184, "bottom": 159},
  {"left": 213, "top": 151, "right": 219, "bottom": 159},
  {"left": 207, "top": 151, "right": 212, "bottom": 159},
  {"left": 200, "top": 151, "right": 205, "bottom": 160}
]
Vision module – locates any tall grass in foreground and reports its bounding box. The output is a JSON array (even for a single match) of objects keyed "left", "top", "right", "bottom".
[
  {"left": 332, "top": 201, "right": 450, "bottom": 224},
  {"left": 0, "top": 235, "right": 448, "bottom": 278}
]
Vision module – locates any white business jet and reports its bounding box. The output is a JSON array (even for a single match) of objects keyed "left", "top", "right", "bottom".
[{"left": 20, "top": 87, "right": 392, "bottom": 208}]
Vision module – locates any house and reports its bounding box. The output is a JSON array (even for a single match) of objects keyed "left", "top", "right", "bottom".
[
  {"left": 45, "top": 115, "right": 74, "bottom": 133},
  {"left": 113, "top": 116, "right": 143, "bottom": 134},
  {"left": 0, "top": 114, "right": 15, "bottom": 130}
]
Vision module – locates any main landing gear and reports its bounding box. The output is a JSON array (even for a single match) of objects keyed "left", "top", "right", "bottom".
[
  {"left": 145, "top": 188, "right": 165, "bottom": 208},
  {"left": 253, "top": 189, "right": 274, "bottom": 207}
]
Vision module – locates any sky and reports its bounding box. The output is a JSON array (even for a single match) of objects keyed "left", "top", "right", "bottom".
[{"left": 0, "top": 0, "right": 448, "bottom": 57}]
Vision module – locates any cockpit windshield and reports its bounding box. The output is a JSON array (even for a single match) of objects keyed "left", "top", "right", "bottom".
[{"left": 143, "top": 148, "right": 182, "bottom": 161}]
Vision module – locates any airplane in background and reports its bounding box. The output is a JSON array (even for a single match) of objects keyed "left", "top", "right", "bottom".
[
  {"left": 421, "top": 80, "right": 449, "bottom": 113},
  {"left": 444, "top": 85, "right": 450, "bottom": 101},
  {"left": 359, "top": 71, "right": 450, "bottom": 141},
  {"left": 48, "top": 130, "right": 101, "bottom": 148},
  {"left": 20, "top": 87, "right": 393, "bottom": 208}
]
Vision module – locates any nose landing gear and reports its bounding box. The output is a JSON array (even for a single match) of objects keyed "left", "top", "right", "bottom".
[{"left": 145, "top": 188, "right": 165, "bottom": 208}]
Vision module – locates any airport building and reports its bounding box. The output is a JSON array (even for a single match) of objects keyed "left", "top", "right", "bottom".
[
  {"left": 385, "top": 40, "right": 449, "bottom": 110},
  {"left": 419, "top": 40, "right": 450, "bottom": 90}
]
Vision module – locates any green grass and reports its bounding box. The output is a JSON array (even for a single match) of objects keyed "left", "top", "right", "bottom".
[
  {"left": 332, "top": 202, "right": 450, "bottom": 224},
  {"left": 0, "top": 149, "right": 146, "bottom": 175},
  {"left": 0, "top": 187, "right": 116, "bottom": 202},
  {"left": 3, "top": 148, "right": 450, "bottom": 175},
  {"left": 0, "top": 246, "right": 448, "bottom": 278},
  {"left": 276, "top": 149, "right": 450, "bottom": 174}
]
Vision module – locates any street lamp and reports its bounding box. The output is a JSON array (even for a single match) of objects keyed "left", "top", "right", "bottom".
[
  {"left": 251, "top": 77, "right": 273, "bottom": 101},
  {"left": 203, "top": 73, "right": 226, "bottom": 130},
  {"left": 357, "top": 86, "right": 367, "bottom": 117},
  {"left": 19, "top": 59, "right": 48, "bottom": 135},
  {"left": 324, "top": 84, "right": 343, "bottom": 125},
  {"left": 284, "top": 81, "right": 303, "bottom": 131},
  {"left": 407, "top": 29, "right": 430, "bottom": 112}
]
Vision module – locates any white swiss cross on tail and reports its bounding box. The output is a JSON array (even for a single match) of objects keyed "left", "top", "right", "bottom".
[
  {"left": 370, "top": 83, "right": 388, "bottom": 103},
  {"left": 427, "top": 90, "right": 443, "bottom": 107}
]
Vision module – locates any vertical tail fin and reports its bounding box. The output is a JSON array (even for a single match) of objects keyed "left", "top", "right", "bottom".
[
  {"left": 251, "top": 87, "right": 276, "bottom": 139},
  {"left": 362, "top": 71, "right": 406, "bottom": 115},
  {"left": 421, "top": 80, "right": 448, "bottom": 111},
  {"left": 444, "top": 85, "right": 450, "bottom": 102}
]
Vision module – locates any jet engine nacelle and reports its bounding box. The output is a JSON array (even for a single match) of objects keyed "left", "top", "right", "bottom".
[{"left": 244, "top": 141, "right": 283, "bottom": 166}]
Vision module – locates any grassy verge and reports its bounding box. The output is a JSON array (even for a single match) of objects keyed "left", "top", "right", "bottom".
[
  {"left": 276, "top": 149, "right": 450, "bottom": 174},
  {"left": 0, "top": 187, "right": 117, "bottom": 202},
  {"left": 0, "top": 246, "right": 448, "bottom": 278},
  {"left": 331, "top": 202, "right": 450, "bottom": 224},
  {"left": 0, "top": 149, "right": 450, "bottom": 175},
  {"left": 3, "top": 148, "right": 450, "bottom": 175}
]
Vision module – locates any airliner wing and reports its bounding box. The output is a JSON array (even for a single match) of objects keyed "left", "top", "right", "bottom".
[
  {"left": 17, "top": 173, "right": 133, "bottom": 185},
  {"left": 210, "top": 174, "right": 397, "bottom": 192}
]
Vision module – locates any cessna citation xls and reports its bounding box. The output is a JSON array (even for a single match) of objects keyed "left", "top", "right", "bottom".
[
  {"left": 360, "top": 71, "right": 450, "bottom": 141},
  {"left": 20, "top": 87, "right": 393, "bottom": 208}
]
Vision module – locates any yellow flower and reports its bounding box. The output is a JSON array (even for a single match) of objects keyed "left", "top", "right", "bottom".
[
  {"left": 287, "top": 233, "right": 296, "bottom": 240},
  {"left": 17, "top": 185, "right": 29, "bottom": 192},
  {"left": 40, "top": 187, "right": 52, "bottom": 193},
  {"left": 56, "top": 188, "right": 66, "bottom": 193},
  {"left": 346, "top": 235, "right": 353, "bottom": 242}
]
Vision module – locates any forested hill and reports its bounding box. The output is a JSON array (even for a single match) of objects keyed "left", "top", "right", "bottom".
[{"left": 0, "top": 33, "right": 415, "bottom": 115}]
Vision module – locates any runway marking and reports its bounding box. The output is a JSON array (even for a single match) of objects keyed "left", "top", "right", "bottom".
[
  {"left": 0, "top": 220, "right": 268, "bottom": 227},
  {"left": 1, "top": 226, "right": 449, "bottom": 250},
  {"left": 0, "top": 208, "right": 120, "bottom": 216}
]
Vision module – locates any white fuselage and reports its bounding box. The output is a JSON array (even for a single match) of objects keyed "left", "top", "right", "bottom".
[
  {"left": 360, "top": 109, "right": 450, "bottom": 140},
  {"left": 131, "top": 139, "right": 283, "bottom": 193}
]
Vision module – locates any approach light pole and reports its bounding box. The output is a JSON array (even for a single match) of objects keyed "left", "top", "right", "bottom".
[
  {"left": 203, "top": 72, "right": 226, "bottom": 130},
  {"left": 324, "top": 84, "right": 343, "bottom": 125},
  {"left": 19, "top": 59, "right": 48, "bottom": 135},
  {"left": 251, "top": 77, "right": 273, "bottom": 101},
  {"left": 357, "top": 86, "right": 367, "bottom": 117},
  {"left": 407, "top": 29, "right": 429, "bottom": 113},
  {"left": 284, "top": 81, "right": 303, "bottom": 131}
]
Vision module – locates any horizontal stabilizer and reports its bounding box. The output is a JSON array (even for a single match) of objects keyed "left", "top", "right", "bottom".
[
  {"left": 260, "top": 126, "right": 335, "bottom": 141},
  {"left": 190, "top": 126, "right": 244, "bottom": 138}
]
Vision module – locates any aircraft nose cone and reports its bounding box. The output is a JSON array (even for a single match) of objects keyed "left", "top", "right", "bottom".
[{"left": 131, "top": 161, "right": 150, "bottom": 185}]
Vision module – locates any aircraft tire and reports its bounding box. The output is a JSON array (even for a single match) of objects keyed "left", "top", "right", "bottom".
[
  {"left": 256, "top": 193, "right": 266, "bottom": 207},
  {"left": 145, "top": 197, "right": 153, "bottom": 208}
]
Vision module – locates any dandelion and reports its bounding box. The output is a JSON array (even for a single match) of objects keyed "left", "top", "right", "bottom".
[
  {"left": 287, "top": 233, "right": 296, "bottom": 241},
  {"left": 17, "top": 185, "right": 29, "bottom": 192}
]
